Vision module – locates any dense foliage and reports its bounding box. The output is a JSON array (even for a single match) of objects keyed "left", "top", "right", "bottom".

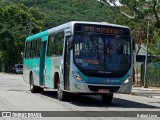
[
  {"left": 100, "top": 0, "right": 160, "bottom": 86},
  {"left": 1, "top": 0, "right": 159, "bottom": 73},
  {"left": 0, "top": 0, "right": 114, "bottom": 71},
  {"left": 0, "top": 2, "right": 44, "bottom": 71},
  {"left": 101, "top": 0, "right": 160, "bottom": 57}
]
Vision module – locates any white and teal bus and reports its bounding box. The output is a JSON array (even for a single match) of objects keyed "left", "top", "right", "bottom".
[{"left": 23, "top": 21, "right": 134, "bottom": 103}]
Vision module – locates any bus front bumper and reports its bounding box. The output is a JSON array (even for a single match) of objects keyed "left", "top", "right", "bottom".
[{"left": 70, "top": 81, "right": 132, "bottom": 94}]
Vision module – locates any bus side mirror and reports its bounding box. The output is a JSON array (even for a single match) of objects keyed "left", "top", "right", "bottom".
[
  {"left": 132, "top": 42, "right": 135, "bottom": 51},
  {"left": 65, "top": 29, "right": 73, "bottom": 49},
  {"left": 65, "top": 29, "right": 72, "bottom": 36}
]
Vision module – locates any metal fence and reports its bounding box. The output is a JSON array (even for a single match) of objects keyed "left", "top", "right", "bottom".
[{"left": 141, "top": 63, "right": 160, "bottom": 87}]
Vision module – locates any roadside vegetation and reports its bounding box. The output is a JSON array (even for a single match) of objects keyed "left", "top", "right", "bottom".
[
  {"left": 0, "top": 0, "right": 113, "bottom": 71},
  {"left": 0, "top": 0, "right": 160, "bottom": 86}
]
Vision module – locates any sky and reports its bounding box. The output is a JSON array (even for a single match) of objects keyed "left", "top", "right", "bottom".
[
  {"left": 98, "top": 0, "right": 122, "bottom": 6},
  {"left": 107, "top": 0, "right": 122, "bottom": 6}
]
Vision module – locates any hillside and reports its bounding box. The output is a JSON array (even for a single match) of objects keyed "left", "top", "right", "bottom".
[{"left": 1, "top": 0, "right": 114, "bottom": 28}]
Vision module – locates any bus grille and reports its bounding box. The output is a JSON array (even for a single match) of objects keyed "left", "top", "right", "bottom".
[{"left": 88, "top": 85, "right": 120, "bottom": 92}]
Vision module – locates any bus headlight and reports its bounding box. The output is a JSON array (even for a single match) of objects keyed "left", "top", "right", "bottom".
[
  {"left": 72, "top": 71, "right": 83, "bottom": 82},
  {"left": 124, "top": 77, "right": 131, "bottom": 84}
]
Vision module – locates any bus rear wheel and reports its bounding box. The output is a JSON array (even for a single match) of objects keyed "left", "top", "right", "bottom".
[
  {"left": 30, "top": 74, "right": 43, "bottom": 93},
  {"left": 57, "top": 82, "right": 66, "bottom": 101},
  {"left": 101, "top": 93, "right": 113, "bottom": 103}
]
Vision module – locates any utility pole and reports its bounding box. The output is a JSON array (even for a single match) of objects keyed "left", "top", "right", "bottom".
[{"left": 143, "top": 17, "right": 150, "bottom": 88}]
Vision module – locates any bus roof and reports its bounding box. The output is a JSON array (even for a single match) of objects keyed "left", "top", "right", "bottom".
[{"left": 26, "top": 21, "right": 129, "bottom": 41}]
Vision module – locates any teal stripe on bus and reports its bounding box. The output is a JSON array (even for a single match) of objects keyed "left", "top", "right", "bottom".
[{"left": 26, "top": 30, "right": 49, "bottom": 41}]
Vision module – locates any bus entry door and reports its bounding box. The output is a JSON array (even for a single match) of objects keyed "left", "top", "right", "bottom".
[
  {"left": 40, "top": 39, "right": 47, "bottom": 86},
  {"left": 64, "top": 34, "right": 72, "bottom": 90}
]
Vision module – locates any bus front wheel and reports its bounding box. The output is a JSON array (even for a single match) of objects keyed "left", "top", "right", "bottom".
[
  {"left": 101, "top": 93, "right": 113, "bottom": 103},
  {"left": 57, "top": 83, "right": 66, "bottom": 101},
  {"left": 30, "top": 74, "right": 43, "bottom": 93}
]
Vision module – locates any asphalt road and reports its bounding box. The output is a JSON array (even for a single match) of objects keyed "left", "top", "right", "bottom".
[{"left": 0, "top": 73, "right": 160, "bottom": 120}]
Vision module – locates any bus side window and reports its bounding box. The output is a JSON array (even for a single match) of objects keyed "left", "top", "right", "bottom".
[
  {"left": 47, "top": 35, "right": 55, "bottom": 56},
  {"left": 24, "top": 42, "right": 28, "bottom": 58},
  {"left": 47, "top": 32, "right": 64, "bottom": 57},
  {"left": 54, "top": 32, "right": 64, "bottom": 56},
  {"left": 25, "top": 42, "right": 31, "bottom": 58},
  {"left": 36, "top": 39, "right": 41, "bottom": 57},
  {"left": 30, "top": 40, "right": 36, "bottom": 58}
]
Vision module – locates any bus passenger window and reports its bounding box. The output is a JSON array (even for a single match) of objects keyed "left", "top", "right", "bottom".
[
  {"left": 30, "top": 40, "right": 36, "bottom": 58},
  {"left": 54, "top": 32, "right": 64, "bottom": 56},
  {"left": 25, "top": 42, "right": 31, "bottom": 58},
  {"left": 47, "top": 35, "right": 55, "bottom": 56},
  {"left": 35, "top": 39, "right": 41, "bottom": 57},
  {"left": 24, "top": 42, "right": 28, "bottom": 58},
  {"left": 47, "top": 32, "right": 64, "bottom": 56}
]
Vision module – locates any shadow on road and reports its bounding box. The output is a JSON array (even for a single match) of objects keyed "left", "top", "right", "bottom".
[{"left": 41, "top": 90, "right": 160, "bottom": 109}]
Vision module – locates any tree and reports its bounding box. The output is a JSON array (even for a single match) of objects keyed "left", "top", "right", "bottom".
[
  {"left": 0, "top": 0, "right": 114, "bottom": 71},
  {"left": 100, "top": 0, "right": 160, "bottom": 56},
  {"left": 0, "top": 3, "right": 44, "bottom": 71}
]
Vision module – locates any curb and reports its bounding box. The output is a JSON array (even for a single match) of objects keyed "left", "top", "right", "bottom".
[
  {"left": 132, "top": 87, "right": 160, "bottom": 92},
  {"left": 131, "top": 89, "right": 160, "bottom": 99}
]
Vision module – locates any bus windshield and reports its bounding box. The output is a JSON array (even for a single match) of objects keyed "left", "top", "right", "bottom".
[{"left": 74, "top": 33, "right": 131, "bottom": 76}]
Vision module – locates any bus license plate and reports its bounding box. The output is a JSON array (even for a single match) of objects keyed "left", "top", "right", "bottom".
[{"left": 98, "top": 89, "right": 109, "bottom": 93}]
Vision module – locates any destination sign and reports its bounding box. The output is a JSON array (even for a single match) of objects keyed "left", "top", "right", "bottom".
[{"left": 74, "top": 23, "right": 130, "bottom": 35}]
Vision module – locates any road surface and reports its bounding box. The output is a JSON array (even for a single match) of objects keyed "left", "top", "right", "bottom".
[{"left": 0, "top": 73, "right": 160, "bottom": 120}]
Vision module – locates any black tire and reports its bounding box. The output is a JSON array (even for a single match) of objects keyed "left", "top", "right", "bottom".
[
  {"left": 57, "top": 82, "right": 66, "bottom": 101},
  {"left": 36, "top": 86, "right": 44, "bottom": 93},
  {"left": 101, "top": 93, "right": 113, "bottom": 103},
  {"left": 30, "top": 74, "right": 44, "bottom": 93}
]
